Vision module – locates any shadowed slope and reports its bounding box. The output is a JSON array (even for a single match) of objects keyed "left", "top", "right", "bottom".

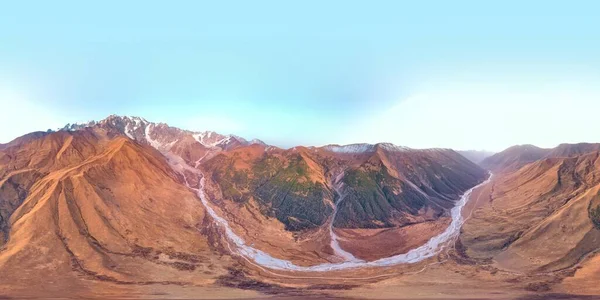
[{"left": 333, "top": 146, "right": 487, "bottom": 228}]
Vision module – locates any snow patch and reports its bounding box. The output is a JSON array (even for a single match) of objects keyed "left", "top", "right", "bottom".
[
  {"left": 378, "top": 143, "right": 411, "bottom": 152},
  {"left": 193, "top": 131, "right": 243, "bottom": 149},
  {"left": 124, "top": 124, "right": 134, "bottom": 139},
  {"left": 323, "top": 143, "right": 375, "bottom": 153},
  {"left": 144, "top": 124, "right": 162, "bottom": 149}
]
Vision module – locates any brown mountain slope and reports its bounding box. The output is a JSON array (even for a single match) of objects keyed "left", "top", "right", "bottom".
[
  {"left": 0, "top": 129, "right": 232, "bottom": 292},
  {"left": 459, "top": 151, "right": 600, "bottom": 273},
  {"left": 0, "top": 131, "right": 51, "bottom": 150},
  {"left": 545, "top": 142, "right": 600, "bottom": 158},
  {"left": 479, "top": 144, "right": 551, "bottom": 173},
  {"left": 480, "top": 143, "right": 600, "bottom": 174}
]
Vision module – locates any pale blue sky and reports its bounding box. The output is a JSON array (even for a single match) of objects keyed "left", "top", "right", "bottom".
[{"left": 1, "top": 1, "right": 599, "bottom": 150}]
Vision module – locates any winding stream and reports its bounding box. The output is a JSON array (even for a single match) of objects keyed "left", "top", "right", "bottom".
[{"left": 171, "top": 149, "right": 492, "bottom": 271}]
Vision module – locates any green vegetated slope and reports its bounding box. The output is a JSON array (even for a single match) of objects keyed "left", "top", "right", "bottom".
[{"left": 205, "top": 145, "right": 487, "bottom": 232}]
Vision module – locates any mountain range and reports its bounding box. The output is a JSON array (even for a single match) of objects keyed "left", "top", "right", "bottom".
[{"left": 1, "top": 115, "right": 600, "bottom": 299}]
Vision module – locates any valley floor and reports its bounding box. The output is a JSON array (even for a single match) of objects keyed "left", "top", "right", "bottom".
[{"left": 0, "top": 248, "right": 596, "bottom": 300}]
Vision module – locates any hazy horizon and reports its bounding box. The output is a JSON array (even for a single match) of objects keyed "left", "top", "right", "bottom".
[{"left": 2, "top": 1, "right": 600, "bottom": 151}]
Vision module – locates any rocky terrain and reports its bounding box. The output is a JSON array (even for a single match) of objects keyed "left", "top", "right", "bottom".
[{"left": 1, "top": 115, "right": 600, "bottom": 299}]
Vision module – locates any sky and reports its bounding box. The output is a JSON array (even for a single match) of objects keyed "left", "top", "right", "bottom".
[{"left": 1, "top": 0, "right": 599, "bottom": 151}]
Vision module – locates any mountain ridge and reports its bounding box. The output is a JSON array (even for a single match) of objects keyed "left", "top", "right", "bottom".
[
  {"left": 53, "top": 115, "right": 477, "bottom": 154},
  {"left": 1, "top": 114, "right": 489, "bottom": 268},
  {"left": 2, "top": 114, "right": 600, "bottom": 297}
]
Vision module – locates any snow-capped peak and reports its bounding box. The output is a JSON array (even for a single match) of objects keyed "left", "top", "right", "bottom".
[
  {"left": 249, "top": 138, "right": 267, "bottom": 146},
  {"left": 57, "top": 115, "right": 268, "bottom": 153},
  {"left": 322, "top": 143, "right": 376, "bottom": 153},
  {"left": 322, "top": 143, "right": 412, "bottom": 154},
  {"left": 192, "top": 131, "right": 227, "bottom": 148},
  {"left": 377, "top": 143, "right": 411, "bottom": 152}
]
